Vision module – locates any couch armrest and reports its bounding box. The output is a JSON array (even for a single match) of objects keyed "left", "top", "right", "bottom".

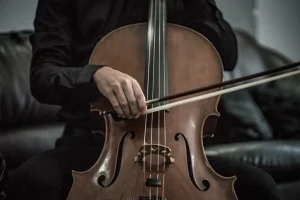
[
  {"left": 205, "top": 140, "right": 300, "bottom": 182},
  {"left": 0, "top": 123, "right": 65, "bottom": 170}
]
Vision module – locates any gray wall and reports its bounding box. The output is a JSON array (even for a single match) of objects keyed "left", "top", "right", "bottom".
[
  {"left": 255, "top": 0, "right": 300, "bottom": 61},
  {"left": 0, "top": 0, "right": 37, "bottom": 32},
  {"left": 216, "top": 0, "right": 300, "bottom": 61},
  {"left": 0, "top": 0, "right": 299, "bottom": 61},
  {"left": 215, "top": 0, "right": 256, "bottom": 36}
]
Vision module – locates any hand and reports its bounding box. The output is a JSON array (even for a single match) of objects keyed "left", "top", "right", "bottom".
[{"left": 93, "top": 66, "right": 147, "bottom": 119}]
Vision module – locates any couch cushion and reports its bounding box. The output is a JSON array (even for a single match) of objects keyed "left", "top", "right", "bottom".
[
  {"left": 253, "top": 87, "right": 300, "bottom": 139},
  {"left": 0, "top": 31, "right": 61, "bottom": 128},
  {"left": 252, "top": 46, "right": 300, "bottom": 139}
]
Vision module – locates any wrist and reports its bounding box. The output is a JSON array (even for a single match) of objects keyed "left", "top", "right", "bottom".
[{"left": 92, "top": 65, "right": 110, "bottom": 83}]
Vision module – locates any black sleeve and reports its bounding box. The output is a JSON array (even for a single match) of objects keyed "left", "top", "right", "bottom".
[
  {"left": 30, "top": 0, "right": 103, "bottom": 107},
  {"left": 209, "top": 0, "right": 238, "bottom": 71},
  {"left": 184, "top": 0, "right": 238, "bottom": 71}
]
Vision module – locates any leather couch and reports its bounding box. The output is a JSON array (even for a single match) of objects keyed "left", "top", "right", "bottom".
[{"left": 0, "top": 29, "right": 300, "bottom": 200}]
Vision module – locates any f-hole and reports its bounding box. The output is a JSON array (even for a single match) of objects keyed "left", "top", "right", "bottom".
[
  {"left": 97, "top": 131, "right": 136, "bottom": 187},
  {"left": 175, "top": 133, "right": 210, "bottom": 191}
]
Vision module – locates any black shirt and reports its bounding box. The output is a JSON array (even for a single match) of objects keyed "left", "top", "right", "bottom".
[{"left": 30, "top": 0, "right": 238, "bottom": 128}]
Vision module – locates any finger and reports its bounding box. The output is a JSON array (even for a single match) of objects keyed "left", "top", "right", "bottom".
[
  {"left": 132, "top": 80, "right": 147, "bottom": 116},
  {"left": 106, "top": 90, "right": 125, "bottom": 118},
  {"left": 113, "top": 82, "right": 132, "bottom": 119},
  {"left": 123, "top": 81, "right": 139, "bottom": 119}
]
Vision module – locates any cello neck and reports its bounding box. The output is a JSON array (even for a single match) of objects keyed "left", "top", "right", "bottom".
[{"left": 144, "top": 0, "right": 169, "bottom": 108}]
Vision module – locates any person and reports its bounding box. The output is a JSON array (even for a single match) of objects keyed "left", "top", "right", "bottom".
[{"left": 4, "top": 0, "right": 280, "bottom": 199}]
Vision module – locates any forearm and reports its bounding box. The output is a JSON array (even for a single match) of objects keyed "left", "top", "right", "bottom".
[{"left": 30, "top": 62, "right": 103, "bottom": 106}]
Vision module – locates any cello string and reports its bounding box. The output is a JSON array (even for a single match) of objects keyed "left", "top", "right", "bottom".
[
  {"left": 162, "top": 0, "right": 167, "bottom": 197},
  {"left": 149, "top": 0, "right": 159, "bottom": 197},
  {"left": 156, "top": 0, "right": 160, "bottom": 197},
  {"left": 146, "top": 69, "right": 300, "bottom": 114},
  {"left": 156, "top": 0, "right": 162, "bottom": 197},
  {"left": 144, "top": 0, "right": 154, "bottom": 197}
]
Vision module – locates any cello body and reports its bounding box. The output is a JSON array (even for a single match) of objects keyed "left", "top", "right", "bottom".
[{"left": 67, "top": 0, "right": 237, "bottom": 199}]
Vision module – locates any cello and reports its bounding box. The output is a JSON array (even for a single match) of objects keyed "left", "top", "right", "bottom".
[{"left": 67, "top": 0, "right": 300, "bottom": 199}]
